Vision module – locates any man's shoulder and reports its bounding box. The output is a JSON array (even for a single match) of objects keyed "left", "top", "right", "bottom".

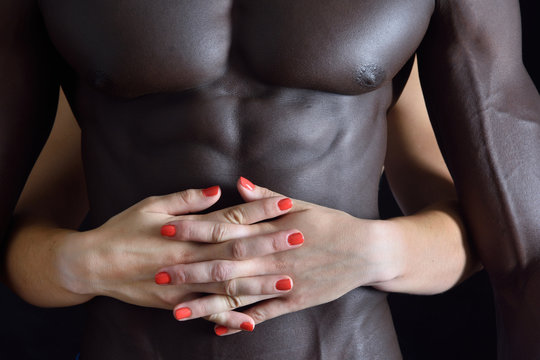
[
  {"left": 426, "top": 0, "right": 521, "bottom": 53},
  {"left": 433, "top": 0, "right": 518, "bottom": 23}
]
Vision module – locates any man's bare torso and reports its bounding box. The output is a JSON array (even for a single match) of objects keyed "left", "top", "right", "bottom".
[{"left": 37, "top": 1, "right": 434, "bottom": 358}]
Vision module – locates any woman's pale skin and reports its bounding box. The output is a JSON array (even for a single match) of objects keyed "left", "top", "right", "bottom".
[{"left": 5, "top": 60, "right": 480, "bottom": 334}]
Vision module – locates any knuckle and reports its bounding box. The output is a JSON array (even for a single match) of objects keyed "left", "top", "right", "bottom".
[
  {"left": 175, "top": 189, "right": 196, "bottom": 206},
  {"left": 158, "top": 292, "right": 179, "bottom": 308},
  {"left": 249, "top": 308, "right": 267, "bottom": 323},
  {"left": 166, "top": 247, "right": 192, "bottom": 264},
  {"left": 172, "top": 266, "right": 188, "bottom": 283},
  {"left": 205, "top": 312, "right": 222, "bottom": 323},
  {"left": 271, "top": 233, "right": 282, "bottom": 252},
  {"left": 174, "top": 221, "right": 190, "bottom": 240},
  {"left": 231, "top": 240, "right": 248, "bottom": 260},
  {"left": 211, "top": 262, "right": 232, "bottom": 282},
  {"left": 224, "top": 279, "right": 237, "bottom": 296},
  {"left": 224, "top": 295, "right": 244, "bottom": 310},
  {"left": 264, "top": 199, "right": 278, "bottom": 217},
  {"left": 211, "top": 223, "right": 228, "bottom": 243},
  {"left": 139, "top": 195, "right": 157, "bottom": 207},
  {"left": 223, "top": 207, "right": 248, "bottom": 225}
]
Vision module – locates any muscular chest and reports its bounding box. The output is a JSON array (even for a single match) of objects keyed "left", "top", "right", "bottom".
[{"left": 40, "top": 0, "right": 433, "bottom": 97}]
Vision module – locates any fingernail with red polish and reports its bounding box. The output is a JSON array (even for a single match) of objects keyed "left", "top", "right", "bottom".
[
  {"left": 275, "top": 278, "right": 292, "bottom": 291},
  {"left": 155, "top": 272, "right": 171, "bottom": 285},
  {"left": 202, "top": 186, "right": 220, "bottom": 197},
  {"left": 239, "top": 177, "right": 255, "bottom": 191},
  {"left": 161, "top": 225, "right": 176, "bottom": 237},
  {"left": 287, "top": 232, "right": 304, "bottom": 246},
  {"left": 240, "top": 322, "right": 254, "bottom": 332},
  {"left": 174, "top": 307, "right": 192, "bottom": 320},
  {"left": 215, "top": 326, "right": 228, "bottom": 336},
  {"left": 278, "top": 198, "right": 292, "bottom": 211}
]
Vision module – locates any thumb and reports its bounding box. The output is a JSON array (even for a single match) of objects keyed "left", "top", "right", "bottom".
[
  {"left": 237, "top": 177, "right": 282, "bottom": 202},
  {"left": 237, "top": 177, "right": 311, "bottom": 211},
  {"left": 140, "top": 186, "right": 221, "bottom": 215}
]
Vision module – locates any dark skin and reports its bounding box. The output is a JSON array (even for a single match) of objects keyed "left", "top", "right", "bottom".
[
  {"left": 1, "top": 0, "right": 539, "bottom": 359},
  {"left": 419, "top": 3, "right": 540, "bottom": 358}
]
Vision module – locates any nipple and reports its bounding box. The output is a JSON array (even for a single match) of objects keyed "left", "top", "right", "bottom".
[{"left": 354, "top": 64, "right": 385, "bottom": 89}]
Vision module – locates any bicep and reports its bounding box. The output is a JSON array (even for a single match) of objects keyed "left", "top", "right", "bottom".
[
  {"left": 0, "top": 0, "right": 60, "bottom": 238},
  {"left": 385, "top": 58, "right": 456, "bottom": 215},
  {"left": 418, "top": 0, "right": 540, "bottom": 273}
]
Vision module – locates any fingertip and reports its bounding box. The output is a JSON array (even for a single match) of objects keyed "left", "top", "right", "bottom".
[
  {"left": 237, "top": 177, "right": 259, "bottom": 203},
  {"left": 287, "top": 232, "right": 304, "bottom": 246},
  {"left": 239, "top": 177, "right": 255, "bottom": 191},
  {"left": 275, "top": 277, "right": 293, "bottom": 291},
  {"left": 202, "top": 186, "right": 220, "bottom": 197},
  {"left": 213, "top": 325, "right": 241, "bottom": 337},
  {"left": 277, "top": 198, "right": 293, "bottom": 211},
  {"left": 174, "top": 307, "right": 192, "bottom": 321},
  {"left": 155, "top": 271, "right": 171, "bottom": 285},
  {"left": 161, "top": 224, "right": 176, "bottom": 237},
  {"left": 214, "top": 325, "right": 228, "bottom": 336},
  {"left": 240, "top": 321, "right": 255, "bottom": 332},
  {"left": 237, "top": 177, "right": 282, "bottom": 203}
]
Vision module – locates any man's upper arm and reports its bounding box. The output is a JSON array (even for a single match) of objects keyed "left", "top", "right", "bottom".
[
  {"left": 0, "top": 0, "right": 59, "bottom": 243},
  {"left": 418, "top": 0, "right": 540, "bottom": 277}
]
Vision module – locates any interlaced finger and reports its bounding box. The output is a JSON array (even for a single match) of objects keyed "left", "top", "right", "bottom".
[
  {"left": 203, "top": 196, "right": 293, "bottom": 224},
  {"left": 173, "top": 294, "right": 275, "bottom": 322},
  {"left": 187, "top": 275, "right": 294, "bottom": 297}
]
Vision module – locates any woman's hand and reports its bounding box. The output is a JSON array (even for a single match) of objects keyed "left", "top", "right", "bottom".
[
  {"left": 56, "top": 186, "right": 302, "bottom": 331},
  {"left": 164, "top": 178, "right": 398, "bottom": 335}
]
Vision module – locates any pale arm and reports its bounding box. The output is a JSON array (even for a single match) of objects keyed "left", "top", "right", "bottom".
[
  {"left": 378, "top": 59, "right": 481, "bottom": 294},
  {"left": 5, "top": 90, "right": 91, "bottom": 306}
]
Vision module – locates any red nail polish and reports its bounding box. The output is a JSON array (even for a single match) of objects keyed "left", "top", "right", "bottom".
[
  {"left": 161, "top": 225, "right": 176, "bottom": 237},
  {"left": 240, "top": 322, "right": 254, "bottom": 332},
  {"left": 275, "top": 278, "right": 292, "bottom": 291},
  {"left": 202, "top": 186, "right": 220, "bottom": 197},
  {"left": 287, "top": 232, "right": 304, "bottom": 246},
  {"left": 278, "top": 198, "right": 292, "bottom": 211},
  {"left": 174, "top": 307, "right": 192, "bottom": 320},
  {"left": 155, "top": 272, "right": 171, "bottom": 285},
  {"left": 239, "top": 177, "right": 255, "bottom": 191},
  {"left": 215, "top": 326, "right": 228, "bottom": 336}
]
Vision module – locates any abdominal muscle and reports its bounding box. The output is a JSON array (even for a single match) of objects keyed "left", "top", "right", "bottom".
[{"left": 75, "top": 75, "right": 399, "bottom": 359}]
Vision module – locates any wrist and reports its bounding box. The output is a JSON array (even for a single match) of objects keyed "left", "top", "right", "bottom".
[
  {"left": 55, "top": 229, "right": 96, "bottom": 301},
  {"left": 362, "top": 218, "right": 407, "bottom": 288}
]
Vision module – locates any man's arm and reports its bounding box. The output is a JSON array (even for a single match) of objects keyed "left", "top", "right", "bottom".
[
  {"left": 0, "top": 0, "right": 59, "bottom": 270},
  {"left": 418, "top": 0, "right": 540, "bottom": 357}
]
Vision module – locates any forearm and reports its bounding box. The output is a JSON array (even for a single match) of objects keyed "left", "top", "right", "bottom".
[
  {"left": 419, "top": 1, "right": 540, "bottom": 278},
  {"left": 381, "top": 58, "right": 478, "bottom": 294},
  {"left": 372, "top": 200, "right": 480, "bottom": 295},
  {"left": 4, "top": 218, "right": 92, "bottom": 307}
]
